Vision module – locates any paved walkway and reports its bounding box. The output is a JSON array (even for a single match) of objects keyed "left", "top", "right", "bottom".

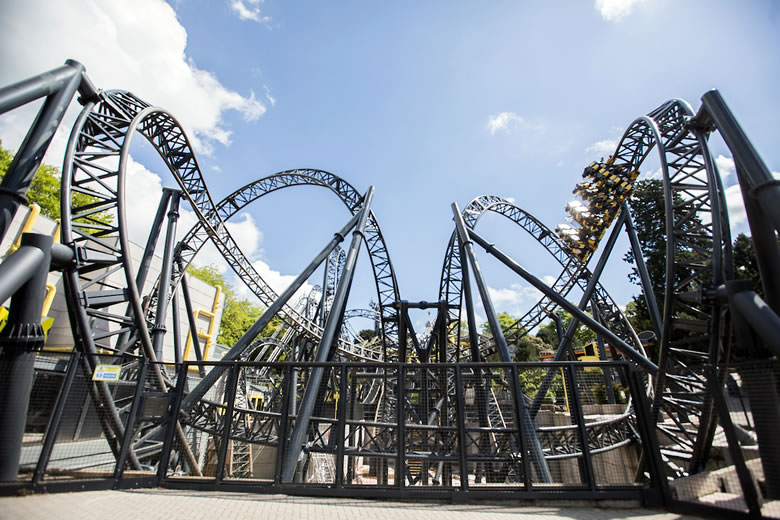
[{"left": 0, "top": 489, "right": 707, "bottom": 520}]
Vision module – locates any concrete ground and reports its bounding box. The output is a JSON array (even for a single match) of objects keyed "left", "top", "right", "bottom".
[{"left": 0, "top": 488, "right": 708, "bottom": 520}]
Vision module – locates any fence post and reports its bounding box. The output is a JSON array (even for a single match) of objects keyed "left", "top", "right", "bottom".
[
  {"left": 397, "top": 364, "right": 406, "bottom": 489},
  {"left": 32, "top": 351, "right": 82, "bottom": 485},
  {"left": 565, "top": 364, "right": 596, "bottom": 490},
  {"left": 157, "top": 361, "right": 189, "bottom": 485},
  {"left": 334, "top": 363, "right": 348, "bottom": 488},
  {"left": 626, "top": 364, "right": 669, "bottom": 506},
  {"left": 215, "top": 363, "right": 239, "bottom": 484},
  {"left": 454, "top": 366, "right": 470, "bottom": 494},
  {"left": 274, "top": 364, "right": 293, "bottom": 486},
  {"left": 114, "top": 358, "right": 148, "bottom": 484}
]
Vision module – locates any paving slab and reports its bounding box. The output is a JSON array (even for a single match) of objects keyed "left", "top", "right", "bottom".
[{"left": 0, "top": 488, "right": 708, "bottom": 520}]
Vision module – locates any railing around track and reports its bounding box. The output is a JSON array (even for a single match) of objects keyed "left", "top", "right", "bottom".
[{"left": 1, "top": 355, "right": 670, "bottom": 504}]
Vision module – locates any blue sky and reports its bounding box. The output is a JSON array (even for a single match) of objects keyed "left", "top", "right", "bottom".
[{"left": 1, "top": 0, "right": 779, "bottom": 331}]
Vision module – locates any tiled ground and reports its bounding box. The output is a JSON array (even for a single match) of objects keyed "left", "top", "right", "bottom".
[{"left": 0, "top": 488, "right": 708, "bottom": 520}]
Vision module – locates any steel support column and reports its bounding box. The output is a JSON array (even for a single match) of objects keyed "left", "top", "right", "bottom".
[
  {"left": 451, "top": 203, "right": 552, "bottom": 483},
  {"left": 282, "top": 188, "right": 375, "bottom": 482},
  {"left": 0, "top": 233, "right": 51, "bottom": 481},
  {"left": 151, "top": 191, "right": 182, "bottom": 359},
  {"left": 179, "top": 209, "right": 361, "bottom": 414}
]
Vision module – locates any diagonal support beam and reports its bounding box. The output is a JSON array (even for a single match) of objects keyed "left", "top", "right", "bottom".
[
  {"left": 179, "top": 209, "right": 362, "bottom": 412},
  {"left": 282, "top": 187, "right": 375, "bottom": 482},
  {"left": 467, "top": 225, "right": 658, "bottom": 373},
  {"left": 451, "top": 202, "right": 552, "bottom": 483}
]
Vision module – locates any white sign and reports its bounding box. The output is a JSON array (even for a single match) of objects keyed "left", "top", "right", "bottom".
[{"left": 92, "top": 364, "right": 122, "bottom": 382}]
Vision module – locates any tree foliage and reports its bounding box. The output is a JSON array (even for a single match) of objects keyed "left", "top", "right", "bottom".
[
  {"left": 732, "top": 233, "right": 763, "bottom": 297},
  {"left": 0, "top": 141, "right": 112, "bottom": 226},
  {"left": 622, "top": 180, "right": 762, "bottom": 361},
  {"left": 187, "top": 264, "right": 283, "bottom": 346},
  {"left": 480, "top": 312, "right": 517, "bottom": 337},
  {"left": 535, "top": 310, "right": 595, "bottom": 351}
]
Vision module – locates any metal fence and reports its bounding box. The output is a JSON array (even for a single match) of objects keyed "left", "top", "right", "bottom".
[
  {"left": 1, "top": 355, "right": 676, "bottom": 504},
  {"left": 667, "top": 360, "right": 780, "bottom": 519}
]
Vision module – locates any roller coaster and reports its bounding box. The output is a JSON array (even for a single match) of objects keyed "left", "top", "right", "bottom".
[{"left": 1, "top": 60, "right": 779, "bottom": 517}]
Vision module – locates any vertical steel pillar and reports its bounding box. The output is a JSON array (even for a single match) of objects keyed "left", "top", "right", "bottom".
[
  {"left": 282, "top": 188, "right": 375, "bottom": 482},
  {"left": 451, "top": 203, "right": 552, "bottom": 483},
  {"left": 0, "top": 61, "right": 93, "bottom": 241},
  {"left": 114, "top": 189, "right": 174, "bottom": 358},
  {"left": 590, "top": 298, "right": 615, "bottom": 403},
  {"left": 622, "top": 202, "right": 663, "bottom": 338},
  {"left": 0, "top": 233, "right": 51, "bottom": 481},
  {"left": 171, "top": 288, "right": 183, "bottom": 365},
  {"left": 178, "top": 210, "right": 361, "bottom": 414},
  {"left": 151, "top": 191, "right": 182, "bottom": 359},
  {"left": 460, "top": 235, "right": 498, "bottom": 483}
]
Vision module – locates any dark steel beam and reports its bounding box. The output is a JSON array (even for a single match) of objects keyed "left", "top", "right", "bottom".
[
  {"left": 0, "top": 61, "right": 87, "bottom": 241},
  {"left": 466, "top": 226, "right": 657, "bottom": 373},
  {"left": 622, "top": 202, "right": 663, "bottom": 338},
  {"left": 179, "top": 210, "right": 361, "bottom": 413},
  {"left": 151, "top": 191, "right": 182, "bottom": 359},
  {"left": 0, "top": 233, "right": 51, "bottom": 481},
  {"left": 282, "top": 188, "right": 375, "bottom": 482},
  {"left": 451, "top": 202, "right": 552, "bottom": 483}
]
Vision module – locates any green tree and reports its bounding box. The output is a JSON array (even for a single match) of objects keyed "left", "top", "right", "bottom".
[
  {"left": 358, "top": 328, "right": 376, "bottom": 343},
  {"left": 515, "top": 334, "right": 545, "bottom": 362},
  {"left": 480, "top": 312, "right": 516, "bottom": 337},
  {"left": 622, "top": 180, "right": 762, "bottom": 361},
  {"left": 732, "top": 233, "right": 763, "bottom": 297},
  {"left": 535, "top": 310, "right": 595, "bottom": 351},
  {"left": 187, "top": 264, "right": 282, "bottom": 345},
  {"left": 622, "top": 180, "right": 667, "bottom": 341},
  {"left": 0, "top": 141, "right": 112, "bottom": 225}
]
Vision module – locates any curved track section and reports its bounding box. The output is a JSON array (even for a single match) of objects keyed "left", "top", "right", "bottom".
[
  {"left": 61, "top": 91, "right": 400, "bottom": 368},
  {"left": 164, "top": 170, "right": 400, "bottom": 357},
  {"left": 438, "top": 195, "right": 643, "bottom": 363},
  {"left": 609, "top": 101, "right": 731, "bottom": 473}
]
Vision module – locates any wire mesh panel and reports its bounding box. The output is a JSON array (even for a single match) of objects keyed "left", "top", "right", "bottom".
[
  {"left": 162, "top": 361, "right": 231, "bottom": 481},
  {"left": 574, "top": 365, "right": 638, "bottom": 488},
  {"left": 342, "top": 366, "right": 397, "bottom": 487},
  {"left": 33, "top": 353, "right": 142, "bottom": 482},
  {"left": 6, "top": 352, "right": 71, "bottom": 482},
  {"left": 221, "top": 362, "right": 289, "bottom": 482},
  {"left": 460, "top": 365, "right": 525, "bottom": 489},
  {"left": 114, "top": 360, "right": 176, "bottom": 481},
  {"left": 667, "top": 361, "right": 780, "bottom": 519},
  {"left": 401, "top": 366, "right": 459, "bottom": 488}
]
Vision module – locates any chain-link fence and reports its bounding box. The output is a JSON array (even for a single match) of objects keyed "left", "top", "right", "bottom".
[
  {"left": 3, "top": 357, "right": 671, "bottom": 502},
  {"left": 667, "top": 361, "right": 780, "bottom": 519}
]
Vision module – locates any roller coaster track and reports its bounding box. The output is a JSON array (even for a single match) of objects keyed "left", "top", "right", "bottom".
[
  {"left": 1, "top": 60, "right": 751, "bottom": 489},
  {"left": 61, "top": 91, "right": 400, "bottom": 371}
]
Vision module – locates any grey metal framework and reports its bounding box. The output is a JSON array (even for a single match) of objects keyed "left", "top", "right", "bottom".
[{"left": 1, "top": 60, "right": 779, "bottom": 518}]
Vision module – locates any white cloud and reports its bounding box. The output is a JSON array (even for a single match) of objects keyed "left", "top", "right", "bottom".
[
  {"left": 487, "top": 112, "right": 522, "bottom": 135},
  {"left": 0, "top": 0, "right": 266, "bottom": 159},
  {"left": 716, "top": 154, "right": 736, "bottom": 181},
  {"left": 586, "top": 139, "right": 617, "bottom": 157},
  {"left": 595, "top": 0, "right": 648, "bottom": 22},
  {"left": 724, "top": 183, "right": 747, "bottom": 227},
  {"left": 231, "top": 0, "right": 271, "bottom": 24},
  {"left": 487, "top": 283, "right": 543, "bottom": 317},
  {"left": 542, "top": 275, "right": 556, "bottom": 286},
  {"left": 264, "top": 85, "right": 277, "bottom": 107}
]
